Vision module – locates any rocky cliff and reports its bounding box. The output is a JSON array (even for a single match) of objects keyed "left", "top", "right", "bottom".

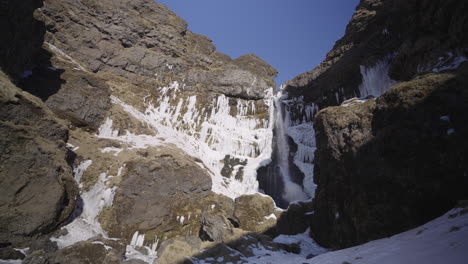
[
  {"left": 0, "top": 0, "right": 287, "bottom": 262},
  {"left": 1, "top": 0, "right": 468, "bottom": 262},
  {"left": 282, "top": 0, "right": 468, "bottom": 249}
]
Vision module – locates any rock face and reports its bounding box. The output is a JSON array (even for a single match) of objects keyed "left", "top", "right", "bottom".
[
  {"left": 282, "top": 0, "right": 468, "bottom": 249},
  {"left": 0, "top": 72, "right": 78, "bottom": 246},
  {"left": 312, "top": 67, "right": 468, "bottom": 248}
]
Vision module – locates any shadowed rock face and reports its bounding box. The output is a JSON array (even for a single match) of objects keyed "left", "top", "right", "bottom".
[
  {"left": 310, "top": 66, "right": 468, "bottom": 249},
  {"left": 0, "top": 0, "right": 45, "bottom": 79}
]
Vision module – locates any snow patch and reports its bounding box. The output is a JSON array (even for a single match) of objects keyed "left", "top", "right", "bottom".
[
  {"left": 97, "top": 118, "right": 119, "bottom": 138},
  {"left": 307, "top": 208, "right": 468, "bottom": 264},
  {"left": 265, "top": 213, "right": 277, "bottom": 220},
  {"left": 100, "top": 147, "right": 123, "bottom": 156}
]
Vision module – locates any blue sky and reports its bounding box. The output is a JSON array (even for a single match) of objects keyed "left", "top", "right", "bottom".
[{"left": 157, "top": 0, "right": 359, "bottom": 86}]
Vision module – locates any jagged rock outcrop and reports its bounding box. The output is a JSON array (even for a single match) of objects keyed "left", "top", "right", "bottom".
[
  {"left": 0, "top": 72, "right": 78, "bottom": 246},
  {"left": 285, "top": 0, "right": 468, "bottom": 106},
  {"left": 35, "top": 0, "right": 276, "bottom": 100}
]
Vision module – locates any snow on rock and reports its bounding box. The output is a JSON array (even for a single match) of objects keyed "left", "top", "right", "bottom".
[
  {"left": 341, "top": 97, "right": 368, "bottom": 107},
  {"left": 358, "top": 55, "right": 398, "bottom": 98},
  {"left": 51, "top": 169, "right": 117, "bottom": 248},
  {"left": 72, "top": 160, "right": 92, "bottom": 185},
  {"left": 100, "top": 147, "right": 123, "bottom": 156},
  {"left": 274, "top": 228, "right": 328, "bottom": 257},
  {"left": 97, "top": 81, "right": 276, "bottom": 199},
  {"left": 45, "top": 42, "right": 89, "bottom": 73},
  {"left": 125, "top": 231, "right": 158, "bottom": 263},
  {"left": 265, "top": 213, "right": 277, "bottom": 220},
  {"left": 97, "top": 118, "right": 119, "bottom": 138},
  {"left": 418, "top": 52, "right": 468, "bottom": 73},
  {"left": 192, "top": 228, "right": 327, "bottom": 264}
]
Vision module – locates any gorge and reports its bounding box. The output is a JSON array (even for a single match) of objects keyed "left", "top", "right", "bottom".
[{"left": 1, "top": 0, "right": 467, "bottom": 263}]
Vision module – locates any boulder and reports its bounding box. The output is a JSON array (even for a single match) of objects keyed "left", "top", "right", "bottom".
[
  {"left": 233, "top": 194, "right": 281, "bottom": 234},
  {"left": 99, "top": 147, "right": 212, "bottom": 243},
  {"left": 157, "top": 238, "right": 200, "bottom": 264},
  {"left": 48, "top": 238, "right": 125, "bottom": 264}
]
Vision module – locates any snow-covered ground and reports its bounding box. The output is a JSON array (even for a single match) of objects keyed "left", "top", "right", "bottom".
[{"left": 192, "top": 207, "right": 468, "bottom": 264}]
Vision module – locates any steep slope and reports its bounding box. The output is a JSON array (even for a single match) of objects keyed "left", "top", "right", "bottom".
[{"left": 281, "top": 0, "right": 468, "bottom": 249}]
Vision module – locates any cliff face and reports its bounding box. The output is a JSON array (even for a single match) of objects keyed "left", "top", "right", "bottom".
[
  {"left": 33, "top": 0, "right": 278, "bottom": 198},
  {"left": 282, "top": 0, "right": 468, "bottom": 249},
  {"left": 0, "top": 0, "right": 284, "bottom": 262}
]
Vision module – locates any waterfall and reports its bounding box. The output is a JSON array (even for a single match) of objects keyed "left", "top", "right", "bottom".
[{"left": 274, "top": 93, "right": 309, "bottom": 204}]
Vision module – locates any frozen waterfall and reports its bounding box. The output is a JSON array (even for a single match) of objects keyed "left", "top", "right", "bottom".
[{"left": 273, "top": 93, "right": 309, "bottom": 204}]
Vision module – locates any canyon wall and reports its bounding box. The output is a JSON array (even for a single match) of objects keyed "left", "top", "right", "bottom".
[{"left": 283, "top": 0, "right": 468, "bottom": 249}]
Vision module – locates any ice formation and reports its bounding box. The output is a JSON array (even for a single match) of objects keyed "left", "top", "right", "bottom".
[
  {"left": 51, "top": 169, "right": 117, "bottom": 248},
  {"left": 97, "top": 81, "right": 275, "bottom": 198},
  {"left": 358, "top": 56, "right": 398, "bottom": 98}
]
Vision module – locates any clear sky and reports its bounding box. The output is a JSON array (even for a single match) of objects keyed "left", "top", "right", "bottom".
[{"left": 156, "top": 0, "right": 359, "bottom": 86}]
